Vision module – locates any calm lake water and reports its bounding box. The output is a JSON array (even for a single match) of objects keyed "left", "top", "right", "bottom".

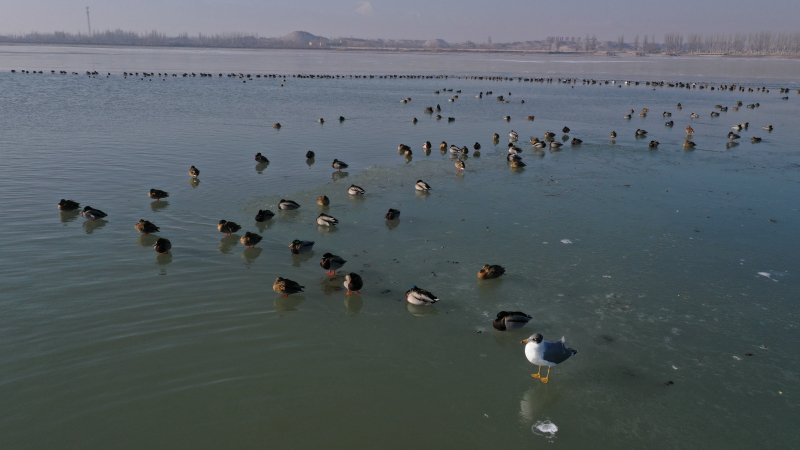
[{"left": 1, "top": 45, "right": 798, "bottom": 449}]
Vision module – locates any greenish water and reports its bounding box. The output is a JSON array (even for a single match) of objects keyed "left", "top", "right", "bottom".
[{"left": 0, "top": 46, "right": 798, "bottom": 449}]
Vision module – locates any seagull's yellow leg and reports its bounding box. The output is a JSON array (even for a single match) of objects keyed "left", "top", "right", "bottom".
[
  {"left": 540, "top": 367, "right": 552, "bottom": 383},
  {"left": 532, "top": 366, "right": 542, "bottom": 379}
]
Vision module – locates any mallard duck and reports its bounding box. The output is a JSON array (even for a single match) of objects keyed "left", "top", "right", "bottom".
[
  {"left": 473, "top": 142, "right": 481, "bottom": 150},
  {"left": 509, "top": 130, "right": 518, "bottom": 139},
  {"left": 278, "top": 199, "right": 300, "bottom": 210},
  {"left": 316, "top": 213, "right": 338, "bottom": 226},
  {"left": 521, "top": 334, "right": 578, "bottom": 383},
  {"left": 610, "top": 131, "right": 617, "bottom": 138},
  {"left": 639, "top": 112, "right": 647, "bottom": 117},
  {"left": 478, "top": 264, "right": 506, "bottom": 279},
  {"left": 533, "top": 141, "right": 546, "bottom": 148},
  {"left": 550, "top": 141, "right": 563, "bottom": 148},
  {"left": 153, "top": 237, "right": 171, "bottom": 254},
  {"left": 435, "top": 104, "right": 441, "bottom": 111},
  {"left": 623, "top": 114, "right": 632, "bottom": 119},
  {"left": 508, "top": 144, "right": 522, "bottom": 154},
  {"left": 503, "top": 116, "right": 511, "bottom": 121},
  {"left": 148, "top": 189, "right": 169, "bottom": 201},
  {"left": 317, "top": 196, "right": 330, "bottom": 206},
  {"left": 255, "top": 209, "right": 274, "bottom": 222},
  {"left": 665, "top": 121, "right": 674, "bottom": 126},
  {"left": 415, "top": 180, "right": 431, "bottom": 191},
  {"left": 690, "top": 113, "right": 699, "bottom": 118},
  {"left": 649, "top": 140, "right": 659, "bottom": 148},
  {"left": 273, "top": 277, "right": 304, "bottom": 297},
  {"left": 440, "top": 141, "right": 448, "bottom": 149},
  {"left": 218, "top": 220, "right": 241, "bottom": 236},
  {"left": 320, "top": 253, "right": 347, "bottom": 275},
  {"left": 135, "top": 219, "right": 159, "bottom": 235},
  {"left": 635, "top": 129, "right": 647, "bottom": 136},
  {"left": 348, "top": 185, "right": 365, "bottom": 195},
  {"left": 240, "top": 231, "right": 262, "bottom": 248},
  {"left": 763, "top": 125, "right": 773, "bottom": 130},
  {"left": 684, "top": 141, "right": 696, "bottom": 148},
  {"left": 398, "top": 144, "right": 411, "bottom": 152},
  {"left": 404, "top": 148, "right": 413, "bottom": 156},
  {"left": 751, "top": 136, "right": 762, "bottom": 143},
  {"left": 544, "top": 132, "right": 556, "bottom": 139},
  {"left": 510, "top": 160, "right": 526, "bottom": 168},
  {"left": 58, "top": 199, "right": 80, "bottom": 211},
  {"left": 460, "top": 146, "right": 468, "bottom": 155},
  {"left": 81, "top": 206, "right": 107, "bottom": 221},
  {"left": 412, "top": 118, "right": 418, "bottom": 123},
  {"left": 530, "top": 137, "right": 541, "bottom": 144},
  {"left": 448, "top": 145, "right": 460, "bottom": 154},
  {"left": 493, "top": 311, "right": 532, "bottom": 331},
  {"left": 318, "top": 118, "right": 324, "bottom": 123},
  {"left": 405, "top": 286, "right": 439, "bottom": 305},
  {"left": 685, "top": 125, "right": 694, "bottom": 134},
  {"left": 435, "top": 115, "right": 442, "bottom": 120},
  {"left": 571, "top": 138, "right": 582, "bottom": 145},
  {"left": 332, "top": 159, "right": 348, "bottom": 171},
  {"left": 424, "top": 106, "right": 433, "bottom": 113},
  {"left": 455, "top": 159, "right": 466, "bottom": 171},
  {"left": 676, "top": 103, "right": 682, "bottom": 109},
  {"left": 339, "top": 116, "right": 345, "bottom": 122},
  {"left": 727, "top": 132, "right": 740, "bottom": 141},
  {"left": 525, "top": 115, "right": 535, "bottom": 121},
  {"left": 344, "top": 273, "right": 363, "bottom": 295},
  {"left": 710, "top": 111, "right": 720, "bottom": 117},
  {"left": 288, "top": 239, "right": 315, "bottom": 254},
  {"left": 423, "top": 141, "right": 432, "bottom": 149},
  {"left": 507, "top": 153, "right": 522, "bottom": 162},
  {"left": 492, "top": 133, "right": 500, "bottom": 140},
  {"left": 306, "top": 150, "right": 315, "bottom": 159},
  {"left": 642, "top": 108, "right": 650, "bottom": 113},
  {"left": 663, "top": 112, "right": 672, "bottom": 117},
  {"left": 385, "top": 208, "right": 400, "bottom": 220},
  {"left": 562, "top": 126, "right": 570, "bottom": 133},
  {"left": 189, "top": 166, "right": 200, "bottom": 177},
  {"left": 273, "top": 123, "right": 281, "bottom": 129},
  {"left": 255, "top": 153, "right": 269, "bottom": 163}
]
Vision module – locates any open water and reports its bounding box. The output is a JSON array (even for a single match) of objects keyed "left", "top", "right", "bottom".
[{"left": 0, "top": 45, "right": 799, "bottom": 448}]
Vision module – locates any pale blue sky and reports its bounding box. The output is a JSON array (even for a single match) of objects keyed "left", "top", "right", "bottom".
[{"left": 1, "top": 0, "right": 797, "bottom": 42}]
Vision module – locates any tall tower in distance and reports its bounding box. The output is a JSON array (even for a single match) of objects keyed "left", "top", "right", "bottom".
[{"left": 86, "top": 7, "right": 92, "bottom": 36}]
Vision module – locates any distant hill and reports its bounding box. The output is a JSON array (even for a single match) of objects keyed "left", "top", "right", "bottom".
[
  {"left": 423, "top": 39, "right": 450, "bottom": 48},
  {"left": 279, "top": 31, "right": 328, "bottom": 44}
]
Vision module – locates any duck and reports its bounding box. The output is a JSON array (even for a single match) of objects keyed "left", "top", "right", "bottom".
[
  {"left": 477, "top": 263, "right": 506, "bottom": 279},
  {"left": 348, "top": 185, "right": 365, "bottom": 195},
  {"left": 288, "top": 239, "right": 315, "bottom": 254},
  {"left": 509, "top": 130, "right": 519, "bottom": 139},
  {"left": 507, "top": 153, "right": 522, "bottom": 162},
  {"left": 135, "top": 219, "right": 159, "bottom": 235},
  {"left": 189, "top": 166, "right": 200, "bottom": 177},
  {"left": 306, "top": 150, "right": 315, "bottom": 159},
  {"left": 332, "top": 159, "right": 348, "bottom": 171},
  {"left": 710, "top": 111, "right": 720, "bottom": 117},
  {"left": 255, "top": 153, "right": 269, "bottom": 163},
  {"left": 492, "top": 133, "right": 500, "bottom": 140},
  {"left": 81, "top": 206, "right": 107, "bottom": 221},
  {"left": 663, "top": 112, "right": 672, "bottom": 117},
  {"left": 318, "top": 118, "right": 324, "bottom": 123},
  {"left": 610, "top": 131, "right": 617, "bottom": 138},
  {"left": 240, "top": 231, "right": 262, "bottom": 248},
  {"left": 642, "top": 108, "right": 650, "bottom": 113},
  {"left": 317, "top": 196, "right": 330, "bottom": 206},
  {"left": 455, "top": 159, "right": 466, "bottom": 171},
  {"left": 273, "top": 123, "right": 281, "bottom": 129},
  {"left": 385, "top": 208, "right": 401, "bottom": 220},
  {"left": 153, "top": 237, "right": 171, "bottom": 254},
  {"left": 218, "top": 220, "right": 241, "bottom": 236},
  {"left": 412, "top": 118, "right": 418, "bottom": 124},
  {"left": 404, "top": 148, "right": 413, "bottom": 156},
  {"left": 449, "top": 145, "right": 461, "bottom": 154},
  {"left": 763, "top": 125, "right": 773, "bottom": 130},
  {"left": 623, "top": 114, "right": 632, "bottom": 119},
  {"left": 273, "top": 277, "right": 305, "bottom": 297},
  {"left": 544, "top": 131, "right": 556, "bottom": 139},
  {"left": 562, "top": 126, "right": 570, "bottom": 133},
  {"left": 473, "top": 142, "right": 481, "bottom": 150},
  {"left": 649, "top": 140, "right": 659, "bottom": 148},
  {"left": 508, "top": 143, "right": 522, "bottom": 154},
  {"left": 639, "top": 112, "right": 647, "bottom": 117},
  {"left": 423, "top": 141, "right": 432, "bottom": 149},
  {"left": 571, "top": 138, "right": 582, "bottom": 145},
  {"left": 510, "top": 160, "right": 526, "bottom": 168},
  {"left": 398, "top": 144, "right": 411, "bottom": 152},
  {"left": 690, "top": 113, "right": 699, "bottom": 118},
  {"left": 525, "top": 115, "right": 535, "bottom": 121},
  {"left": 676, "top": 103, "right": 682, "bottom": 109},
  {"left": 751, "top": 137, "right": 762, "bottom": 143},
  {"left": 635, "top": 129, "right": 647, "bottom": 136},
  {"left": 279, "top": 199, "right": 301, "bottom": 210},
  {"left": 344, "top": 273, "right": 363, "bottom": 295},
  {"left": 665, "top": 121, "right": 674, "bottom": 126},
  {"left": 339, "top": 116, "right": 345, "bottom": 122},
  {"left": 685, "top": 125, "right": 694, "bottom": 135},
  {"left": 405, "top": 286, "right": 439, "bottom": 305},
  {"left": 503, "top": 116, "right": 511, "bottom": 121},
  {"left": 255, "top": 209, "right": 275, "bottom": 222},
  {"left": 148, "top": 189, "right": 169, "bottom": 201},
  {"left": 415, "top": 180, "right": 431, "bottom": 191},
  {"left": 58, "top": 199, "right": 80, "bottom": 211},
  {"left": 521, "top": 334, "right": 578, "bottom": 383},
  {"left": 320, "top": 253, "right": 347, "bottom": 275},
  {"left": 440, "top": 141, "right": 448, "bottom": 149},
  {"left": 492, "top": 311, "right": 532, "bottom": 331},
  {"left": 532, "top": 141, "right": 546, "bottom": 148},
  {"left": 550, "top": 141, "right": 563, "bottom": 148},
  {"left": 684, "top": 141, "right": 697, "bottom": 148},
  {"left": 727, "top": 132, "right": 740, "bottom": 141},
  {"left": 316, "top": 213, "right": 338, "bottom": 226}
]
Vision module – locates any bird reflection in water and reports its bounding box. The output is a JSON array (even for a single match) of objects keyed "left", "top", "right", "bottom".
[
  {"left": 82, "top": 219, "right": 108, "bottom": 234},
  {"left": 156, "top": 252, "right": 173, "bottom": 266},
  {"left": 306, "top": 158, "right": 315, "bottom": 167},
  {"left": 291, "top": 251, "right": 315, "bottom": 267},
  {"left": 189, "top": 178, "right": 201, "bottom": 188},
  {"left": 150, "top": 200, "right": 169, "bottom": 212},
  {"left": 255, "top": 162, "right": 269, "bottom": 174},
  {"left": 344, "top": 294, "right": 363, "bottom": 314},
  {"left": 136, "top": 234, "right": 159, "bottom": 247},
  {"left": 241, "top": 247, "right": 263, "bottom": 263},
  {"left": 406, "top": 302, "right": 438, "bottom": 317},
  {"left": 274, "top": 295, "right": 302, "bottom": 312},
  {"left": 317, "top": 224, "right": 339, "bottom": 236},
  {"left": 255, "top": 220, "right": 274, "bottom": 233},
  {"left": 385, "top": 219, "right": 400, "bottom": 230},
  {"left": 319, "top": 275, "right": 346, "bottom": 296},
  {"left": 332, "top": 171, "right": 349, "bottom": 181},
  {"left": 60, "top": 209, "right": 80, "bottom": 223},
  {"left": 219, "top": 235, "right": 239, "bottom": 254}
]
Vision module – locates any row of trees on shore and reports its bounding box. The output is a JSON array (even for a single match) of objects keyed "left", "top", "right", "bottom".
[{"left": 1, "top": 29, "right": 800, "bottom": 54}]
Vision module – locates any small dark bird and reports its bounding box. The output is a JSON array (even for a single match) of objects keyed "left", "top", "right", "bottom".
[
  {"left": 273, "top": 277, "right": 304, "bottom": 297},
  {"left": 385, "top": 208, "right": 400, "bottom": 220},
  {"left": 320, "top": 252, "right": 347, "bottom": 275},
  {"left": 344, "top": 273, "right": 363, "bottom": 295},
  {"left": 153, "top": 237, "right": 171, "bottom": 254},
  {"left": 332, "top": 159, "right": 349, "bottom": 171},
  {"left": 240, "top": 231, "right": 263, "bottom": 248},
  {"left": 478, "top": 264, "right": 506, "bottom": 279},
  {"left": 473, "top": 142, "right": 481, "bottom": 150},
  {"left": 562, "top": 126, "right": 570, "bottom": 133},
  {"left": 218, "top": 220, "right": 241, "bottom": 236},
  {"left": 58, "top": 199, "right": 80, "bottom": 211},
  {"left": 273, "top": 123, "right": 281, "bottom": 129},
  {"left": 255, "top": 209, "right": 275, "bottom": 222},
  {"left": 317, "top": 196, "right": 330, "bottom": 206},
  {"left": 81, "top": 206, "right": 107, "bottom": 221},
  {"left": 289, "top": 239, "right": 315, "bottom": 254},
  {"left": 493, "top": 311, "right": 532, "bottom": 331},
  {"left": 135, "top": 219, "right": 160, "bottom": 235},
  {"left": 649, "top": 140, "right": 660, "bottom": 148},
  {"left": 148, "top": 189, "right": 169, "bottom": 201},
  {"left": 255, "top": 153, "right": 269, "bottom": 163},
  {"left": 339, "top": 116, "right": 345, "bottom": 122},
  {"left": 571, "top": 138, "right": 582, "bottom": 145},
  {"left": 189, "top": 166, "right": 200, "bottom": 177},
  {"left": 278, "top": 199, "right": 301, "bottom": 210},
  {"left": 306, "top": 151, "right": 315, "bottom": 159}
]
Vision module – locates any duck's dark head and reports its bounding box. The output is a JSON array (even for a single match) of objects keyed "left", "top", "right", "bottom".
[{"left": 219, "top": 220, "right": 226, "bottom": 224}]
